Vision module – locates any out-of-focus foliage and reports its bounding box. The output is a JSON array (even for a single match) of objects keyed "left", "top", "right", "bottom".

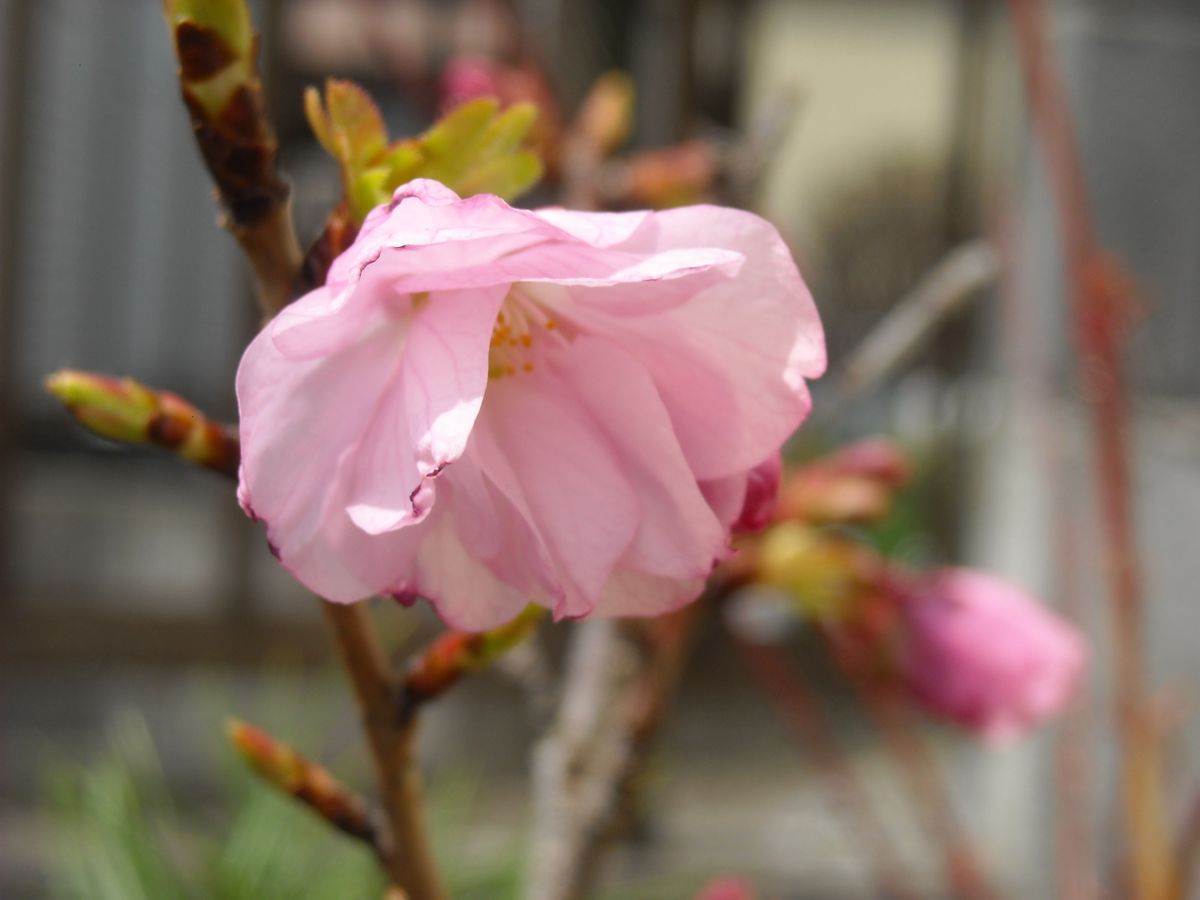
[
  {"left": 40, "top": 708, "right": 522, "bottom": 900},
  {"left": 42, "top": 712, "right": 385, "bottom": 900}
]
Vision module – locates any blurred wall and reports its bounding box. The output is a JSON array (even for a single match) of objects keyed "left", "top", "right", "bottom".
[{"left": 744, "top": 0, "right": 960, "bottom": 245}]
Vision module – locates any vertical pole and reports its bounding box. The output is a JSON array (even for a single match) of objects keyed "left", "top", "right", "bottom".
[{"left": 0, "top": 0, "right": 31, "bottom": 600}]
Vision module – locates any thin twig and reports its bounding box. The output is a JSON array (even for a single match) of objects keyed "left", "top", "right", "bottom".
[
  {"left": 837, "top": 665, "right": 1003, "bottom": 900},
  {"left": 321, "top": 601, "right": 448, "bottom": 900},
  {"left": 731, "top": 632, "right": 923, "bottom": 900},
  {"left": 831, "top": 240, "right": 999, "bottom": 407},
  {"left": 527, "top": 619, "right": 638, "bottom": 900},
  {"left": 398, "top": 606, "right": 544, "bottom": 721},
  {"left": 227, "top": 717, "right": 385, "bottom": 855},
  {"left": 1170, "top": 788, "right": 1200, "bottom": 900},
  {"left": 1006, "top": 2, "right": 1166, "bottom": 896}
]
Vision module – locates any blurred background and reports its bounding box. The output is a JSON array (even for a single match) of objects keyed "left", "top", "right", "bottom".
[{"left": 2, "top": 0, "right": 1199, "bottom": 897}]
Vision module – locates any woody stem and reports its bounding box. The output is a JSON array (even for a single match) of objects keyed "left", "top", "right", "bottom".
[{"left": 320, "top": 600, "right": 447, "bottom": 900}]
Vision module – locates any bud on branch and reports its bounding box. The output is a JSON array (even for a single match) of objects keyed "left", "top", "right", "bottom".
[
  {"left": 226, "top": 718, "right": 381, "bottom": 849},
  {"left": 45, "top": 370, "right": 239, "bottom": 478},
  {"left": 400, "top": 606, "right": 545, "bottom": 715},
  {"left": 164, "top": 0, "right": 301, "bottom": 316}
]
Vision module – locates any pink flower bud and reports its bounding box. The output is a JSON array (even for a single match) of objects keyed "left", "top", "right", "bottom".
[
  {"left": 695, "top": 875, "right": 756, "bottom": 900},
  {"left": 827, "top": 436, "right": 909, "bottom": 486},
  {"left": 731, "top": 452, "right": 782, "bottom": 534},
  {"left": 438, "top": 55, "right": 504, "bottom": 113},
  {"left": 896, "top": 568, "right": 1086, "bottom": 742}
]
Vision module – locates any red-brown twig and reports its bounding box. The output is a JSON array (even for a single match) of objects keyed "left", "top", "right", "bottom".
[
  {"left": 1006, "top": 1, "right": 1167, "bottom": 896},
  {"left": 731, "top": 632, "right": 923, "bottom": 900},
  {"left": 321, "top": 601, "right": 447, "bottom": 900},
  {"left": 227, "top": 717, "right": 383, "bottom": 852},
  {"left": 1170, "top": 788, "right": 1200, "bottom": 900},
  {"left": 836, "top": 664, "right": 1002, "bottom": 900},
  {"left": 399, "top": 606, "right": 544, "bottom": 720}
]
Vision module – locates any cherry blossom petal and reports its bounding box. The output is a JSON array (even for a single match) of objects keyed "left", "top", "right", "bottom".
[
  {"left": 237, "top": 316, "right": 404, "bottom": 562},
  {"left": 549, "top": 336, "right": 729, "bottom": 580},
  {"left": 345, "top": 285, "right": 507, "bottom": 535},
  {"left": 582, "top": 205, "right": 826, "bottom": 479},
  {"left": 470, "top": 376, "right": 641, "bottom": 618}
]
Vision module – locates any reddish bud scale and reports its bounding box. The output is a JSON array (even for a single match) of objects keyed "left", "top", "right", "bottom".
[
  {"left": 776, "top": 439, "right": 911, "bottom": 526},
  {"left": 165, "top": 2, "right": 301, "bottom": 315},
  {"left": 295, "top": 203, "right": 359, "bottom": 298},
  {"left": 621, "top": 141, "right": 719, "bottom": 208},
  {"left": 227, "top": 719, "right": 376, "bottom": 843},
  {"left": 401, "top": 607, "right": 544, "bottom": 709},
  {"left": 174, "top": 20, "right": 236, "bottom": 81}
]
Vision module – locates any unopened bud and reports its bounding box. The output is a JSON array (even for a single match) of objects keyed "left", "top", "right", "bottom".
[
  {"left": 164, "top": 0, "right": 254, "bottom": 118},
  {"left": 227, "top": 718, "right": 376, "bottom": 844},
  {"left": 620, "top": 140, "right": 718, "bottom": 208},
  {"left": 575, "top": 71, "right": 634, "bottom": 158},
  {"left": 777, "top": 439, "right": 910, "bottom": 525},
  {"left": 46, "top": 370, "right": 239, "bottom": 477},
  {"left": 401, "top": 606, "right": 545, "bottom": 711}
]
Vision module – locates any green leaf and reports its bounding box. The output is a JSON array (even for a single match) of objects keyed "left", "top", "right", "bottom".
[
  {"left": 454, "top": 152, "right": 544, "bottom": 202},
  {"left": 474, "top": 102, "right": 538, "bottom": 161},
  {"left": 324, "top": 80, "right": 388, "bottom": 170},
  {"left": 307, "top": 84, "right": 543, "bottom": 227},
  {"left": 419, "top": 98, "right": 500, "bottom": 169}
]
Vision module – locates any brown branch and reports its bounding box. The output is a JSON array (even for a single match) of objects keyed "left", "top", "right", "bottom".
[
  {"left": 1006, "top": 2, "right": 1167, "bottom": 897},
  {"left": 731, "top": 632, "right": 923, "bottom": 900},
  {"left": 321, "top": 601, "right": 447, "bottom": 900}
]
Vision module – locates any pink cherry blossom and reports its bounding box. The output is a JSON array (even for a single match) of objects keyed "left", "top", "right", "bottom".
[
  {"left": 896, "top": 568, "right": 1086, "bottom": 742},
  {"left": 237, "top": 180, "right": 825, "bottom": 629}
]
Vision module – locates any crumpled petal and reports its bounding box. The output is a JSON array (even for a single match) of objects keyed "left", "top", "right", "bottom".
[
  {"left": 549, "top": 337, "right": 729, "bottom": 580},
  {"left": 568, "top": 205, "right": 826, "bottom": 479},
  {"left": 237, "top": 308, "right": 402, "bottom": 567},
  {"left": 345, "top": 285, "right": 507, "bottom": 535},
  {"left": 469, "top": 373, "right": 641, "bottom": 618}
]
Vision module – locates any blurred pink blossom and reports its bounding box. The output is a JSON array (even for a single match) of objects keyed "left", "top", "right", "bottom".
[
  {"left": 237, "top": 180, "right": 824, "bottom": 629},
  {"left": 694, "top": 875, "right": 757, "bottom": 900},
  {"left": 897, "top": 568, "right": 1087, "bottom": 742},
  {"left": 438, "top": 55, "right": 504, "bottom": 113}
]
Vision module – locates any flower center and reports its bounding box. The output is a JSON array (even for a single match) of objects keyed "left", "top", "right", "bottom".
[{"left": 489, "top": 285, "right": 568, "bottom": 379}]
